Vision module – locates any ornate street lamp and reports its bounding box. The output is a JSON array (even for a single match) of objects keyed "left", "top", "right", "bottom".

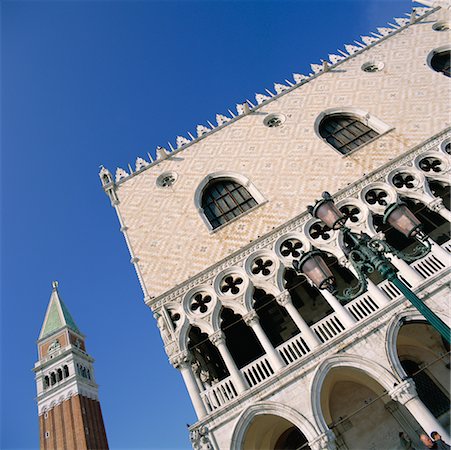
[{"left": 294, "top": 192, "right": 450, "bottom": 343}]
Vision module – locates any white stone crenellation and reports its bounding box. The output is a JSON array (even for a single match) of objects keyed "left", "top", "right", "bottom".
[{"left": 99, "top": 6, "right": 437, "bottom": 184}]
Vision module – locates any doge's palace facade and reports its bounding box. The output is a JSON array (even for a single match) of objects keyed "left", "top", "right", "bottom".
[{"left": 101, "top": 3, "right": 451, "bottom": 449}]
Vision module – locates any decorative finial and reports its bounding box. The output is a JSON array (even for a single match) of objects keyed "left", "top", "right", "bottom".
[{"left": 52, "top": 281, "right": 59, "bottom": 290}]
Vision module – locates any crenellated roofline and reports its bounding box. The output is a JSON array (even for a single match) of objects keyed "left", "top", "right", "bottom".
[{"left": 99, "top": 4, "right": 439, "bottom": 187}]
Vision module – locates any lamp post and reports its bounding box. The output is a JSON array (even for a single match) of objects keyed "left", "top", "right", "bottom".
[{"left": 292, "top": 192, "right": 450, "bottom": 343}]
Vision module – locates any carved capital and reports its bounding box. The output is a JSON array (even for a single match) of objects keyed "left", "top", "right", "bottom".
[
  {"left": 389, "top": 379, "right": 418, "bottom": 405},
  {"left": 169, "top": 350, "right": 191, "bottom": 369},
  {"left": 428, "top": 197, "right": 444, "bottom": 212},
  {"left": 243, "top": 310, "right": 259, "bottom": 327},
  {"left": 276, "top": 290, "right": 292, "bottom": 307},
  {"left": 209, "top": 331, "right": 225, "bottom": 346},
  {"left": 190, "top": 425, "right": 213, "bottom": 450},
  {"left": 308, "top": 430, "right": 337, "bottom": 450},
  {"left": 338, "top": 256, "right": 350, "bottom": 268}
]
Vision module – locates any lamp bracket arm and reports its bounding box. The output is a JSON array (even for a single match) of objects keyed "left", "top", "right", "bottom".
[
  {"left": 336, "top": 249, "right": 370, "bottom": 302},
  {"left": 368, "top": 237, "right": 431, "bottom": 263}
]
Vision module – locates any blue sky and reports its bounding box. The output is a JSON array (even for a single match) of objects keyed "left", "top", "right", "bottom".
[{"left": 1, "top": 0, "right": 416, "bottom": 448}]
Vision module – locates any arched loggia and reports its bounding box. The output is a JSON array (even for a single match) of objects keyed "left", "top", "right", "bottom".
[
  {"left": 373, "top": 197, "right": 450, "bottom": 254},
  {"left": 188, "top": 326, "right": 229, "bottom": 387},
  {"left": 221, "top": 308, "right": 265, "bottom": 369},
  {"left": 284, "top": 269, "right": 334, "bottom": 326},
  {"left": 322, "top": 253, "right": 360, "bottom": 304},
  {"left": 428, "top": 179, "right": 450, "bottom": 211},
  {"left": 396, "top": 321, "right": 450, "bottom": 425},
  {"left": 253, "top": 288, "right": 299, "bottom": 347}
]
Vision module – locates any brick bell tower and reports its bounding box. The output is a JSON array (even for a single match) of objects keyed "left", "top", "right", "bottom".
[{"left": 33, "top": 281, "right": 109, "bottom": 450}]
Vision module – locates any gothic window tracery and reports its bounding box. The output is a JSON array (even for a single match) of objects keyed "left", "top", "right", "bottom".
[
  {"left": 201, "top": 179, "right": 257, "bottom": 230},
  {"left": 190, "top": 293, "right": 212, "bottom": 314},
  {"left": 279, "top": 238, "right": 303, "bottom": 258},
  {"left": 319, "top": 114, "right": 379, "bottom": 155},
  {"left": 219, "top": 275, "right": 244, "bottom": 295},
  {"left": 339, "top": 205, "right": 361, "bottom": 223},
  {"left": 251, "top": 258, "right": 274, "bottom": 276}
]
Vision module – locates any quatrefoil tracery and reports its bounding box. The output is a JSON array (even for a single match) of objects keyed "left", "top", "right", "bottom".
[
  {"left": 190, "top": 293, "right": 212, "bottom": 314},
  {"left": 365, "top": 188, "right": 388, "bottom": 206},
  {"left": 220, "top": 275, "right": 244, "bottom": 295},
  {"left": 418, "top": 157, "right": 443, "bottom": 173},
  {"left": 392, "top": 172, "right": 417, "bottom": 189},
  {"left": 339, "top": 205, "right": 361, "bottom": 223},
  {"left": 251, "top": 258, "right": 274, "bottom": 276},
  {"left": 280, "top": 238, "right": 303, "bottom": 258},
  {"left": 309, "top": 222, "right": 332, "bottom": 241}
]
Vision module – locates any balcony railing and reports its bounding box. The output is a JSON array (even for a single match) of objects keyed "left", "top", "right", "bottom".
[
  {"left": 345, "top": 294, "right": 380, "bottom": 322},
  {"left": 200, "top": 377, "right": 238, "bottom": 413},
  {"left": 411, "top": 253, "right": 446, "bottom": 279},
  {"left": 311, "top": 314, "right": 345, "bottom": 343},
  {"left": 197, "top": 241, "right": 450, "bottom": 413},
  {"left": 277, "top": 333, "right": 310, "bottom": 365},
  {"left": 240, "top": 354, "right": 274, "bottom": 388}
]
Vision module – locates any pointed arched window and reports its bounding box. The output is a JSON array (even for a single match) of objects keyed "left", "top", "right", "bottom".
[
  {"left": 319, "top": 114, "right": 379, "bottom": 155},
  {"left": 201, "top": 179, "right": 258, "bottom": 229}
]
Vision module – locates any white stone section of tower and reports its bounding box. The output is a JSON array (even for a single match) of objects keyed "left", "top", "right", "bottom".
[{"left": 101, "top": 4, "right": 451, "bottom": 450}]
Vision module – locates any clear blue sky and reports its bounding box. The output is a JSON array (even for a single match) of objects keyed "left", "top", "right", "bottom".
[{"left": 2, "top": 0, "right": 416, "bottom": 448}]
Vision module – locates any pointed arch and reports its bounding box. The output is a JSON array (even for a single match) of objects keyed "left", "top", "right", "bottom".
[
  {"left": 310, "top": 353, "right": 400, "bottom": 433},
  {"left": 385, "top": 309, "right": 424, "bottom": 379},
  {"left": 230, "top": 402, "right": 319, "bottom": 450}
]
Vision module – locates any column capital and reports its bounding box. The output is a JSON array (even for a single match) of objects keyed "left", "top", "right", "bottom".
[
  {"left": 389, "top": 379, "right": 418, "bottom": 405},
  {"left": 190, "top": 425, "right": 214, "bottom": 450},
  {"left": 243, "top": 310, "right": 259, "bottom": 326},
  {"left": 308, "top": 429, "right": 337, "bottom": 450},
  {"left": 338, "top": 256, "right": 349, "bottom": 268},
  {"left": 428, "top": 197, "right": 444, "bottom": 212},
  {"left": 170, "top": 350, "right": 191, "bottom": 369},
  {"left": 209, "top": 330, "right": 225, "bottom": 346},
  {"left": 276, "top": 290, "right": 292, "bottom": 307}
]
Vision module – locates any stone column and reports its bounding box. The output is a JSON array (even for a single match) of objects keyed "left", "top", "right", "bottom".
[
  {"left": 210, "top": 331, "right": 248, "bottom": 393},
  {"left": 390, "top": 255, "right": 424, "bottom": 287},
  {"left": 321, "top": 289, "right": 356, "bottom": 328},
  {"left": 428, "top": 239, "right": 450, "bottom": 263},
  {"left": 276, "top": 290, "right": 322, "bottom": 349},
  {"left": 243, "top": 311, "right": 285, "bottom": 372},
  {"left": 389, "top": 379, "right": 450, "bottom": 443},
  {"left": 428, "top": 197, "right": 451, "bottom": 223},
  {"left": 366, "top": 278, "right": 391, "bottom": 306},
  {"left": 308, "top": 429, "right": 337, "bottom": 450},
  {"left": 171, "top": 352, "right": 207, "bottom": 419}
]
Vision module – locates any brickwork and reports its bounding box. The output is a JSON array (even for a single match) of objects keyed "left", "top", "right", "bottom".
[
  {"left": 112, "top": 8, "right": 451, "bottom": 299},
  {"left": 39, "top": 332, "right": 68, "bottom": 358}
]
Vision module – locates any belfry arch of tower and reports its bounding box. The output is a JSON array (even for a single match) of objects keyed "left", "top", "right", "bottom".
[{"left": 230, "top": 402, "right": 318, "bottom": 450}]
